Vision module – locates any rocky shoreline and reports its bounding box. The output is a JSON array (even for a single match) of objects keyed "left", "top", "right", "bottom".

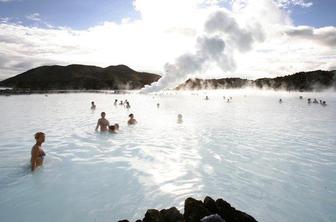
[
  {"left": 118, "top": 197, "right": 257, "bottom": 222},
  {"left": 0, "top": 89, "right": 130, "bottom": 96}
]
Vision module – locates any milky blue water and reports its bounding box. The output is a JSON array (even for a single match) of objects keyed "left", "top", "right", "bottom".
[{"left": 0, "top": 91, "right": 335, "bottom": 222}]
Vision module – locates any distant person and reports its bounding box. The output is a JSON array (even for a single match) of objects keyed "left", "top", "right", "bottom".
[
  {"left": 114, "top": 99, "right": 118, "bottom": 106},
  {"left": 31, "top": 132, "right": 46, "bottom": 171},
  {"left": 126, "top": 101, "right": 131, "bottom": 109},
  {"left": 91, "top": 101, "right": 96, "bottom": 109},
  {"left": 114, "top": 123, "right": 120, "bottom": 131},
  {"left": 109, "top": 125, "right": 117, "bottom": 134},
  {"left": 177, "top": 114, "right": 183, "bottom": 124},
  {"left": 299, "top": 96, "right": 303, "bottom": 99},
  {"left": 119, "top": 101, "right": 124, "bottom": 106},
  {"left": 307, "top": 98, "right": 311, "bottom": 104},
  {"left": 313, "top": 98, "right": 318, "bottom": 104},
  {"left": 205, "top": 96, "right": 209, "bottom": 100},
  {"left": 95, "top": 112, "right": 110, "bottom": 132},
  {"left": 227, "top": 99, "right": 230, "bottom": 103},
  {"left": 128, "top": 113, "right": 137, "bottom": 125},
  {"left": 157, "top": 103, "right": 160, "bottom": 108},
  {"left": 322, "top": 101, "right": 327, "bottom": 106},
  {"left": 279, "top": 99, "right": 282, "bottom": 103}
]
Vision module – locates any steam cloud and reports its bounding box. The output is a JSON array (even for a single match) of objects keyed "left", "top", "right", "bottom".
[{"left": 141, "top": 10, "right": 264, "bottom": 93}]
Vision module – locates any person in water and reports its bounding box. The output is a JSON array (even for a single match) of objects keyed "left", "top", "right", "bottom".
[
  {"left": 126, "top": 101, "right": 131, "bottom": 109},
  {"left": 279, "top": 99, "right": 282, "bottom": 103},
  {"left": 177, "top": 114, "right": 183, "bottom": 124},
  {"left": 114, "top": 123, "right": 120, "bottom": 131},
  {"left": 91, "top": 101, "right": 96, "bottom": 109},
  {"left": 114, "top": 99, "right": 118, "bottom": 106},
  {"left": 109, "top": 125, "right": 117, "bottom": 133},
  {"left": 128, "top": 113, "right": 137, "bottom": 125},
  {"left": 31, "top": 132, "right": 46, "bottom": 171},
  {"left": 95, "top": 112, "right": 110, "bottom": 132}
]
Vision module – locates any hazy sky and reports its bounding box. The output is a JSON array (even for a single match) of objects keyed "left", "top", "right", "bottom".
[{"left": 0, "top": 0, "right": 335, "bottom": 80}]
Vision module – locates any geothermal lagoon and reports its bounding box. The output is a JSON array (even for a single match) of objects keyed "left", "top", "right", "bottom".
[{"left": 0, "top": 91, "right": 335, "bottom": 222}]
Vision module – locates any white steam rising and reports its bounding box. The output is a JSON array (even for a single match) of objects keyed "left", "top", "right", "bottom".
[{"left": 141, "top": 9, "right": 264, "bottom": 93}]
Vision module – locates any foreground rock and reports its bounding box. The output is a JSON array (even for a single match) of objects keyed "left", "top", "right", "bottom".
[{"left": 118, "top": 196, "right": 257, "bottom": 222}]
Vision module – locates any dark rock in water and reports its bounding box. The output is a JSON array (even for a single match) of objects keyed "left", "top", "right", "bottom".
[
  {"left": 160, "top": 207, "right": 184, "bottom": 222},
  {"left": 204, "top": 196, "right": 219, "bottom": 214},
  {"left": 143, "top": 207, "right": 183, "bottom": 222},
  {"left": 120, "top": 196, "right": 257, "bottom": 222},
  {"left": 143, "top": 209, "right": 164, "bottom": 222},
  {"left": 184, "top": 197, "right": 211, "bottom": 222},
  {"left": 201, "top": 214, "right": 226, "bottom": 222},
  {"left": 215, "top": 199, "right": 257, "bottom": 222}
]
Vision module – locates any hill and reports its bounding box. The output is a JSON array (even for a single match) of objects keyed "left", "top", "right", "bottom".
[
  {"left": 176, "top": 70, "right": 336, "bottom": 91},
  {"left": 0, "top": 64, "right": 161, "bottom": 90}
]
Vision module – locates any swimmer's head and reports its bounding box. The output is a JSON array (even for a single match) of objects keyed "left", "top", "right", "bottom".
[
  {"left": 101, "top": 112, "right": 106, "bottom": 117},
  {"left": 109, "top": 125, "right": 116, "bottom": 131},
  {"left": 129, "top": 113, "right": 134, "bottom": 118},
  {"left": 178, "top": 114, "right": 183, "bottom": 119},
  {"left": 91, "top": 101, "right": 94, "bottom": 104},
  {"left": 34, "top": 132, "right": 45, "bottom": 142},
  {"left": 114, "top": 123, "right": 119, "bottom": 130}
]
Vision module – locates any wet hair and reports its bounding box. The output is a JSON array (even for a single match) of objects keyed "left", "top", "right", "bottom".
[
  {"left": 109, "top": 125, "right": 116, "bottom": 131},
  {"left": 91, "top": 101, "right": 94, "bottom": 104},
  {"left": 34, "top": 132, "right": 45, "bottom": 140},
  {"left": 129, "top": 113, "right": 134, "bottom": 118},
  {"left": 101, "top": 112, "right": 106, "bottom": 116},
  {"left": 114, "top": 123, "right": 119, "bottom": 130}
]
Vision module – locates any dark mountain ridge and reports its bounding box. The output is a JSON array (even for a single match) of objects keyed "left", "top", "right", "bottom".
[
  {"left": 1, "top": 65, "right": 335, "bottom": 92},
  {"left": 176, "top": 70, "right": 336, "bottom": 91},
  {"left": 0, "top": 64, "right": 161, "bottom": 90}
]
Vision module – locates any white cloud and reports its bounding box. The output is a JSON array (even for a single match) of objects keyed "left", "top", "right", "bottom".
[
  {"left": 26, "top": 13, "right": 41, "bottom": 21},
  {"left": 284, "top": 26, "right": 336, "bottom": 46},
  {"left": 0, "top": 0, "right": 335, "bottom": 83},
  {"left": 276, "top": 0, "right": 313, "bottom": 8}
]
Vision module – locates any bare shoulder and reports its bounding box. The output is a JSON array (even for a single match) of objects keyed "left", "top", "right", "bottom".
[{"left": 31, "top": 144, "right": 39, "bottom": 155}]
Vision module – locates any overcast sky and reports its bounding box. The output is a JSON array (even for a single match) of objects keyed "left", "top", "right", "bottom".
[{"left": 0, "top": 0, "right": 335, "bottom": 80}]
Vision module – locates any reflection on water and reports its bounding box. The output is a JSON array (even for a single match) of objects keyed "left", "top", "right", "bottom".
[{"left": 0, "top": 91, "right": 335, "bottom": 222}]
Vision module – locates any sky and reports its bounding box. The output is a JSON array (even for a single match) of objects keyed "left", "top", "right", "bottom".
[{"left": 0, "top": 0, "right": 335, "bottom": 83}]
